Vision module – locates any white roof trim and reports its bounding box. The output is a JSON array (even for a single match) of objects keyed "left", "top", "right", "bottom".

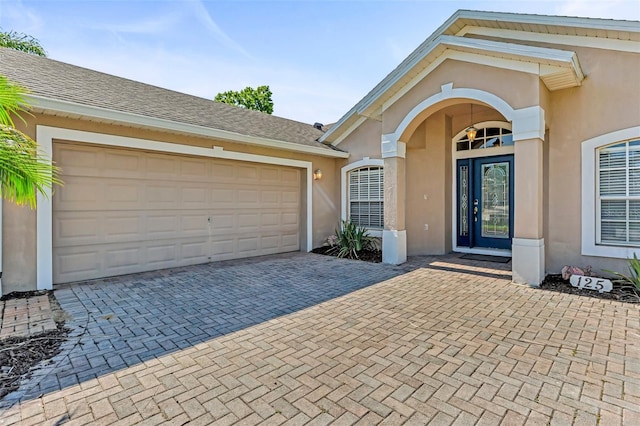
[
  {"left": 28, "top": 95, "right": 349, "bottom": 159},
  {"left": 457, "top": 26, "right": 640, "bottom": 53},
  {"left": 364, "top": 36, "right": 583, "bottom": 117},
  {"left": 320, "top": 9, "right": 636, "bottom": 145},
  {"left": 453, "top": 9, "right": 640, "bottom": 34}
]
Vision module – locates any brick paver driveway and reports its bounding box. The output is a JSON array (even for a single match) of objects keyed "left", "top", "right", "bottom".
[{"left": 1, "top": 253, "right": 639, "bottom": 425}]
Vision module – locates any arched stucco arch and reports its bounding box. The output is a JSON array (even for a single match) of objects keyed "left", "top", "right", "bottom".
[{"left": 392, "top": 84, "right": 515, "bottom": 143}]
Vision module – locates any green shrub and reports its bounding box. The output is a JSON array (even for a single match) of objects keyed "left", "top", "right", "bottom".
[
  {"left": 327, "top": 220, "right": 377, "bottom": 259},
  {"left": 605, "top": 253, "right": 640, "bottom": 293}
]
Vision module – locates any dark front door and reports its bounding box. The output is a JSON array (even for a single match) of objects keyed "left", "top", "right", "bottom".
[{"left": 457, "top": 155, "right": 514, "bottom": 250}]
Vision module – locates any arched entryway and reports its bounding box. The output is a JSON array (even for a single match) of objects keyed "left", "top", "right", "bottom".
[{"left": 380, "top": 84, "right": 546, "bottom": 285}]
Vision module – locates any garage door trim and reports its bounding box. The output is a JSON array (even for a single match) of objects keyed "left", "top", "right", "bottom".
[{"left": 35, "top": 125, "right": 314, "bottom": 290}]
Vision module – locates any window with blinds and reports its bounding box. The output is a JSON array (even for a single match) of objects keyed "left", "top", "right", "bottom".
[
  {"left": 348, "top": 167, "right": 384, "bottom": 228},
  {"left": 598, "top": 139, "right": 640, "bottom": 245}
]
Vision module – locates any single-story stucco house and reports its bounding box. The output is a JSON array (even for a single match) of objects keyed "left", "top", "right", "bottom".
[{"left": 1, "top": 10, "right": 639, "bottom": 295}]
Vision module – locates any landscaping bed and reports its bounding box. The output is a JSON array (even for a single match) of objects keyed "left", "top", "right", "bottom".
[
  {"left": 311, "top": 246, "right": 382, "bottom": 263},
  {"left": 540, "top": 274, "right": 639, "bottom": 304},
  {"left": 0, "top": 291, "right": 69, "bottom": 399}
]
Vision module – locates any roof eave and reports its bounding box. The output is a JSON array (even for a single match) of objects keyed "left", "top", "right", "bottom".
[
  {"left": 320, "top": 9, "right": 636, "bottom": 145},
  {"left": 28, "top": 95, "right": 349, "bottom": 159}
]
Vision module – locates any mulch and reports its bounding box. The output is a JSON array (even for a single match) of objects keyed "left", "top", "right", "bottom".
[
  {"left": 311, "top": 246, "right": 382, "bottom": 263},
  {"left": 540, "top": 274, "right": 640, "bottom": 304},
  {"left": 0, "top": 291, "right": 69, "bottom": 400}
]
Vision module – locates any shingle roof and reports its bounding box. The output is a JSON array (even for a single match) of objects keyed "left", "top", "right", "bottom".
[{"left": 0, "top": 47, "right": 337, "bottom": 152}]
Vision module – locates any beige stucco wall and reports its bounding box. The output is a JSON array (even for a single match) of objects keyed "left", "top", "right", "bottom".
[
  {"left": 405, "top": 112, "right": 453, "bottom": 255},
  {"left": 543, "top": 47, "right": 640, "bottom": 274},
  {"left": 383, "top": 59, "right": 541, "bottom": 137},
  {"left": 335, "top": 118, "right": 382, "bottom": 169},
  {"left": 4, "top": 114, "right": 342, "bottom": 292}
]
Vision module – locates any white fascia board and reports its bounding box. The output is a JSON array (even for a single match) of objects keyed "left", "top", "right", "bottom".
[
  {"left": 439, "top": 35, "right": 579, "bottom": 66},
  {"left": 454, "top": 9, "right": 640, "bottom": 34},
  {"left": 457, "top": 26, "right": 640, "bottom": 53},
  {"left": 28, "top": 95, "right": 349, "bottom": 159}
]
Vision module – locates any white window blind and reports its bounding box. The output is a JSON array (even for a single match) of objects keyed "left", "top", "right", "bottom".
[
  {"left": 349, "top": 167, "right": 384, "bottom": 228},
  {"left": 598, "top": 139, "right": 640, "bottom": 245}
]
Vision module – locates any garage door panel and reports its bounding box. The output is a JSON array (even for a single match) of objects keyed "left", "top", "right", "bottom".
[
  {"left": 146, "top": 155, "right": 178, "bottom": 177},
  {"left": 181, "top": 240, "right": 209, "bottom": 262},
  {"left": 281, "top": 169, "right": 299, "bottom": 184},
  {"left": 281, "top": 212, "right": 300, "bottom": 226},
  {"left": 104, "top": 151, "right": 142, "bottom": 178},
  {"left": 238, "top": 190, "right": 259, "bottom": 204},
  {"left": 282, "top": 190, "right": 299, "bottom": 205},
  {"left": 238, "top": 213, "right": 259, "bottom": 230},
  {"left": 237, "top": 165, "right": 259, "bottom": 180},
  {"left": 182, "top": 187, "right": 208, "bottom": 205},
  {"left": 106, "top": 247, "right": 142, "bottom": 269},
  {"left": 145, "top": 184, "right": 180, "bottom": 206},
  {"left": 105, "top": 215, "right": 142, "bottom": 238},
  {"left": 180, "top": 158, "right": 208, "bottom": 178},
  {"left": 53, "top": 143, "right": 301, "bottom": 283},
  {"left": 260, "top": 167, "right": 280, "bottom": 181},
  {"left": 55, "top": 180, "right": 101, "bottom": 208},
  {"left": 211, "top": 188, "right": 235, "bottom": 205},
  {"left": 210, "top": 163, "right": 236, "bottom": 180},
  {"left": 181, "top": 214, "right": 209, "bottom": 233},
  {"left": 238, "top": 237, "right": 259, "bottom": 253},
  {"left": 56, "top": 215, "right": 99, "bottom": 241},
  {"left": 57, "top": 250, "right": 101, "bottom": 276},
  {"left": 147, "top": 244, "right": 177, "bottom": 265},
  {"left": 54, "top": 144, "right": 100, "bottom": 177},
  {"left": 146, "top": 215, "right": 180, "bottom": 237},
  {"left": 282, "top": 233, "right": 300, "bottom": 250}
]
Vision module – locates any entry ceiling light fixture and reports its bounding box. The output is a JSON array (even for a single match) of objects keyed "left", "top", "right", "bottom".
[
  {"left": 466, "top": 103, "right": 478, "bottom": 142},
  {"left": 313, "top": 169, "right": 323, "bottom": 180}
]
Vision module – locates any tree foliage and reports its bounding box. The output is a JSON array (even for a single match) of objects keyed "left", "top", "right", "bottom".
[
  {"left": 0, "top": 75, "right": 60, "bottom": 208},
  {"left": 0, "top": 30, "right": 47, "bottom": 56},
  {"left": 214, "top": 85, "right": 274, "bottom": 114}
]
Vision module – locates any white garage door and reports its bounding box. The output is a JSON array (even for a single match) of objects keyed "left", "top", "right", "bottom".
[{"left": 53, "top": 142, "right": 301, "bottom": 283}]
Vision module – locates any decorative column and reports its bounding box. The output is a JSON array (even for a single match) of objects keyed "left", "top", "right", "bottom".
[
  {"left": 512, "top": 106, "right": 545, "bottom": 286},
  {"left": 381, "top": 133, "right": 407, "bottom": 264}
]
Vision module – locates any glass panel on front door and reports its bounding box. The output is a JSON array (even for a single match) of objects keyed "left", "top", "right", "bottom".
[
  {"left": 457, "top": 155, "right": 514, "bottom": 250},
  {"left": 481, "top": 162, "right": 509, "bottom": 239}
]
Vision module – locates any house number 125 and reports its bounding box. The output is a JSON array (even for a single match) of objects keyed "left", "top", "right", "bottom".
[{"left": 569, "top": 275, "right": 613, "bottom": 293}]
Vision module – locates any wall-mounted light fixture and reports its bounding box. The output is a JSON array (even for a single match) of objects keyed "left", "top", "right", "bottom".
[{"left": 313, "top": 169, "right": 323, "bottom": 181}]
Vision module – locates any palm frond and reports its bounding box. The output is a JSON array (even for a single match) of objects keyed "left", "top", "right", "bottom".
[
  {"left": 0, "top": 124, "right": 62, "bottom": 208},
  {"left": 0, "top": 74, "right": 31, "bottom": 127}
]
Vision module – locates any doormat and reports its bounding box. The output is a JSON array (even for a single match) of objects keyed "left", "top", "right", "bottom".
[{"left": 460, "top": 254, "right": 512, "bottom": 263}]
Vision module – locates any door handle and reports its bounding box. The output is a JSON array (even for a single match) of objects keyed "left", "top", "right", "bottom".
[{"left": 473, "top": 199, "right": 478, "bottom": 222}]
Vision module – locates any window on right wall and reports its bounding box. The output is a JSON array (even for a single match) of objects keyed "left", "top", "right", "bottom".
[
  {"left": 582, "top": 127, "right": 640, "bottom": 258},
  {"left": 598, "top": 139, "right": 640, "bottom": 246}
]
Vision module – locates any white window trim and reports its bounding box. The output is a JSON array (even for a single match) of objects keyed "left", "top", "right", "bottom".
[
  {"left": 36, "top": 126, "right": 314, "bottom": 290},
  {"left": 582, "top": 126, "right": 640, "bottom": 258},
  {"left": 341, "top": 158, "right": 384, "bottom": 238}
]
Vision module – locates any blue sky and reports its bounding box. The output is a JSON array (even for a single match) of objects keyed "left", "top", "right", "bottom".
[{"left": 1, "top": 0, "right": 639, "bottom": 124}]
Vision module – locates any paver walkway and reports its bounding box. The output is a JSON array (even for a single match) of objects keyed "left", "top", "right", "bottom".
[
  {"left": 0, "top": 295, "right": 57, "bottom": 338},
  {"left": 0, "top": 252, "right": 638, "bottom": 425}
]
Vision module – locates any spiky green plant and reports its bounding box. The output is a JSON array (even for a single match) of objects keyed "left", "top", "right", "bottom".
[
  {"left": 328, "top": 220, "right": 377, "bottom": 259},
  {"left": 0, "top": 74, "right": 60, "bottom": 208},
  {"left": 605, "top": 253, "right": 640, "bottom": 293}
]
